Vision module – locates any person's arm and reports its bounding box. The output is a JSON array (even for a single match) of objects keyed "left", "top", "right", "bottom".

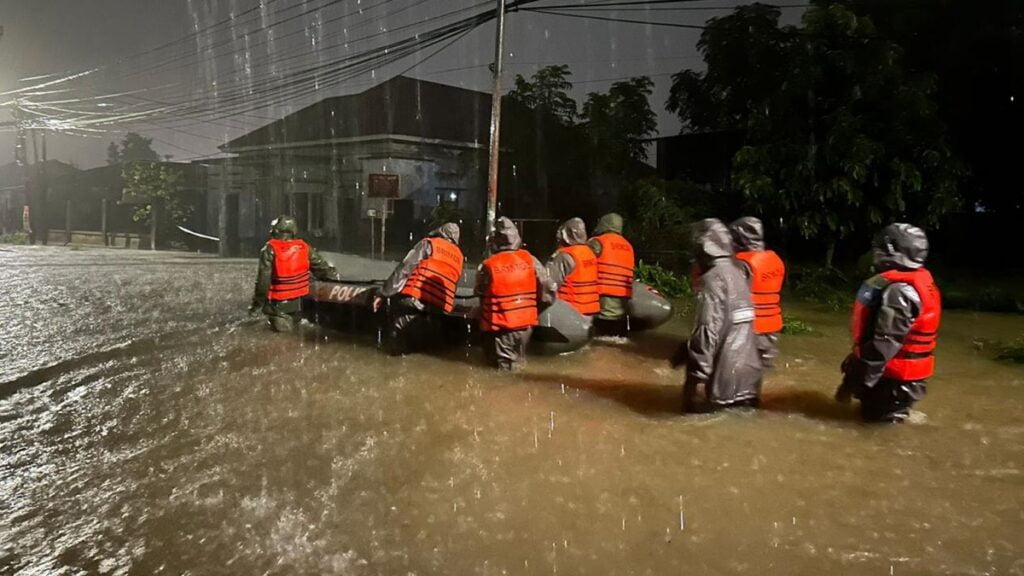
[
  {"left": 250, "top": 244, "right": 273, "bottom": 311},
  {"left": 474, "top": 263, "right": 490, "bottom": 298},
  {"left": 855, "top": 283, "right": 921, "bottom": 388},
  {"left": 308, "top": 246, "right": 341, "bottom": 281},
  {"left": 532, "top": 255, "right": 556, "bottom": 306},
  {"left": 686, "top": 274, "right": 726, "bottom": 386},
  {"left": 546, "top": 252, "right": 575, "bottom": 289},
  {"left": 587, "top": 238, "right": 602, "bottom": 257},
  {"left": 380, "top": 240, "right": 431, "bottom": 297}
]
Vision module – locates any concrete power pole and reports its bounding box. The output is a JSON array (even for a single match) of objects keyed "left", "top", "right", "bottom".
[{"left": 484, "top": 0, "right": 507, "bottom": 249}]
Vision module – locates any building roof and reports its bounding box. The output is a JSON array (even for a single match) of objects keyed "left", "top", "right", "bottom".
[{"left": 221, "top": 75, "right": 492, "bottom": 152}]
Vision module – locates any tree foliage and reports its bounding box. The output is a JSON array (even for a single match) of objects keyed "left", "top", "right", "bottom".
[
  {"left": 668, "top": 2, "right": 964, "bottom": 263},
  {"left": 122, "top": 162, "right": 190, "bottom": 237},
  {"left": 583, "top": 76, "right": 658, "bottom": 168},
  {"left": 107, "top": 132, "right": 160, "bottom": 165}
]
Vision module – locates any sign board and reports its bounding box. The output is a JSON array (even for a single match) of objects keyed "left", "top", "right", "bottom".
[{"left": 368, "top": 173, "right": 399, "bottom": 198}]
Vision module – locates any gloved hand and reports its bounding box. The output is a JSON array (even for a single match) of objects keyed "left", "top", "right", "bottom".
[{"left": 835, "top": 353, "right": 858, "bottom": 403}]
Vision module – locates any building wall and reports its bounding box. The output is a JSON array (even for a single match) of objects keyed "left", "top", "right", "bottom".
[{"left": 211, "top": 137, "right": 485, "bottom": 256}]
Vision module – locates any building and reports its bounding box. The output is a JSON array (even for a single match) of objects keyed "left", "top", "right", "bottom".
[
  {"left": 0, "top": 160, "right": 79, "bottom": 237},
  {"left": 209, "top": 75, "right": 492, "bottom": 256}
]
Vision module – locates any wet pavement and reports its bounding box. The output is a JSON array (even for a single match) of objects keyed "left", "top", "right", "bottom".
[{"left": 1, "top": 245, "right": 1022, "bottom": 575}]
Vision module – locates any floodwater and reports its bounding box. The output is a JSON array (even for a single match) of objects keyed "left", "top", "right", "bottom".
[{"left": 1, "top": 246, "right": 1022, "bottom": 576}]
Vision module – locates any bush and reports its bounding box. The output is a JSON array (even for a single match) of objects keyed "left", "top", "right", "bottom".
[
  {"left": 635, "top": 260, "right": 692, "bottom": 299},
  {"left": 781, "top": 315, "right": 813, "bottom": 335},
  {"left": 994, "top": 336, "right": 1024, "bottom": 363},
  {"left": 786, "top": 266, "right": 854, "bottom": 310},
  {"left": 0, "top": 231, "right": 29, "bottom": 245}
]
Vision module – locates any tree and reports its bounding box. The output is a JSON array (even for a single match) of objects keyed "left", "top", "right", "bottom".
[
  {"left": 583, "top": 76, "right": 658, "bottom": 168},
  {"left": 106, "top": 132, "right": 160, "bottom": 165},
  {"left": 507, "top": 64, "right": 577, "bottom": 123},
  {"left": 668, "top": 2, "right": 964, "bottom": 265},
  {"left": 122, "top": 162, "right": 189, "bottom": 245}
]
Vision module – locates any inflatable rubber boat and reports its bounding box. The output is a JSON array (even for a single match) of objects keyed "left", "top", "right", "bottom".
[{"left": 303, "top": 252, "right": 673, "bottom": 354}]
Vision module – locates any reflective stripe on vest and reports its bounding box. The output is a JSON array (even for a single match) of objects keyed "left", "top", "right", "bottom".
[
  {"left": 850, "top": 267, "right": 942, "bottom": 381},
  {"left": 480, "top": 249, "right": 539, "bottom": 332},
  {"left": 556, "top": 244, "right": 600, "bottom": 316},
  {"left": 735, "top": 250, "right": 785, "bottom": 334},
  {"left": 400, "top": 237, "right": 464, "bottom": 313},
  {"left": 268, "top": 239, "right": 311, "bottom": 301},
  {"left": 595, "top": 232, "right": 635, "bottom": 298}
]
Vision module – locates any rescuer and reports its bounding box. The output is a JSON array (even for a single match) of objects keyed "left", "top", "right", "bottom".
[
  {"left": 376, "top": 222, "right": 464, "bottom": 354},
  {"left": 680, "top": 218, "right": 763, "bottom": 412},
  {"left": 587, "top": 213, "right": 636, "bottom": 334},
  {"left": 249, "top": 215, "right": 341, "bottom": 332},
  {"left": 835, "top": 223, "right": 941, "bottom": 423},
  {"left": 547, "top": 217, "right": 600, "bottom": 317},
  {"left": 475, "top": 217, "right": 554, "bottom": 370},
  {"left": 730, "top": 217, "right": 786, "bottom": 368}
]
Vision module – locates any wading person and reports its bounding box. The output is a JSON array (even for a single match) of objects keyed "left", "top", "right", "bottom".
[
  {"left": 249, "top": 215, "right": 341, "bottom": 332},
  {"left": 376, "top": 222, "right": 464, "bottom": 354},
  {"left": 835, "top": 223, "right": 941, "bottom": 423},
  {"left": 730, "top": 217, "right": 786, "bottom": 368},
  {"left": 476, "top": 217, "right": 554, "bottom": 370},
  {"left": 681, "top": 218, "right": 763, "bottom": 412},
  {"left": 547, "top": 217, "right": 600, "bottom": 317},
  {"left": 587, "top": 212, "right": 635, "bottom": 335}
]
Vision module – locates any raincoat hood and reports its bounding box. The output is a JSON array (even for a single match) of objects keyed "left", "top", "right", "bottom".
[
  {"left": 429, "top": 222, "right": 461, "bottom": 246},
  {"left": 489, "top": 217, "right": 523, "bottom": 252},
  {"left": 555, "top": 217, "right": 588, "bottom": 247},
  {"left": 693, "top": 218, "right": 734, "bottom": 269},
  {"left": 730, "top": 216, "right": 765, "bottom": 252},
  {"left": 873, "top": 223, "right": 928, "bottom": 271},
  {"left": 593, "top": 213, "right": 624, "bottom": 236}
]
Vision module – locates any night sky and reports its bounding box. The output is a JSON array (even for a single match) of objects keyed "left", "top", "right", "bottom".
[{"left": 0, "top": 0, "right": 801, "bottom": 168}]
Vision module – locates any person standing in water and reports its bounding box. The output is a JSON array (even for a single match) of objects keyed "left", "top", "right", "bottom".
[
  {"left": 547, "top": 217, "right": 600, "bottom": 317},
  {"left": 681, "top": 218, "right": 763, "bottom": 412},
  {"left": 588, "top": 212, "right": 636, "bottom": 335},
  {"left": 730, "top": 217, "right": 786, "bottom": 368},
  {"left": 836, "top": 223, "right": 942, "bottom": 423},
  {"left": 376, "top": 222, "right": 464, "bottom": 354},
  {"left": 249, "top": 215, "right": 340, "bottom": 332},
  {"left": 476, "top": 217, "right": 554, "bottom": 370}
]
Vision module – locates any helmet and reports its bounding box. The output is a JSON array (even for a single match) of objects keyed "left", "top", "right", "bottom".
[
  {"left": 873, "top": 223, "right": 929, "bottom": 270},
  {"left": 270, "top": 215, "right": 298, "bottom": 238}
]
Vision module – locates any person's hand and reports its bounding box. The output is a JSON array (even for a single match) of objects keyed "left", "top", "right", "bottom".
[
  {"left": 840, "top": 353, "right": 854, "bottom": 374},
  {"left": 372, "top": 296, "right": 383, "bottom": 313}
]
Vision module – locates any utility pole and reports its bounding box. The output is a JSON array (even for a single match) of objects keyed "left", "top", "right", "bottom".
[{"left": 484, "top": 0, "right": 507, "bottom": 247}]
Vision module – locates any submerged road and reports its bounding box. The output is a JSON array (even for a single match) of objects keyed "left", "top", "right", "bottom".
[{"left": 1, "top": 245, "right": 1022, "bottom": 575}]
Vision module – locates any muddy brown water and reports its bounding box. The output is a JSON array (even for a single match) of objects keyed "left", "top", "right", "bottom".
[{"left": 1, "top": 246, "right": 1022, "bottom": 575}]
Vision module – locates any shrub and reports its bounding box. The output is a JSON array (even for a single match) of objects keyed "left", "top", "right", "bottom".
[
  {"left": 0, "top": 231, "right": 30, "bottom": 245},
  {"left": 635, "top": 260, "right": 692, "bottom": 299},
  {"left": 781, "top": 315, "right": 813, "bottom": 335}
]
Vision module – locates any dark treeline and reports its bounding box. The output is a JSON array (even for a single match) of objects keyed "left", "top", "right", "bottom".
[{"left": 496, "top": 0, "right": 1022, "bottom": 276}]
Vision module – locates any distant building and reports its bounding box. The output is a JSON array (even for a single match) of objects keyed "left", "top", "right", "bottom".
[
  {"left": 210, "top": 75, "right": 492, "bottom": 256},
  {"left": 0, "top": 160, "right": 79, "bottom": 236}
]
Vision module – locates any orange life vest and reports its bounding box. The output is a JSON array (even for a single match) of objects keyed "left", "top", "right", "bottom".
[
  {"left": 851, "top": 268, "right": 942, "bottom": 381},
  {"left": 267, "top": 238, "right": 311, "bottom": 301},
  {"left": 480, "top": 249, "right": 539, "bottom": 332},
  {"left": 735, "top": 250, "right": 786, "bottom": 334},
  {"left": 594, "top": 232, "right": 635, "bottom": 298},
  {"left": 556, "top": 244, "right": 600, "bottom": 316},
  {"left": 400, "top": 237, "right": 464, "bottom": 313}
]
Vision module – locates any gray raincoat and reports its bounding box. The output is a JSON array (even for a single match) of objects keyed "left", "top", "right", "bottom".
[
  {"left": 475, "top": 217, "right": 555, "bottom": 370},
  {"left": 380, "top": 223, "right": 462, "bottom": 353},
  {"left": 683, "top": 219, "right": 763, "bottom": 410},
  {"left": 546, "top": 217, "right": 590, "bottom": 289}
]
